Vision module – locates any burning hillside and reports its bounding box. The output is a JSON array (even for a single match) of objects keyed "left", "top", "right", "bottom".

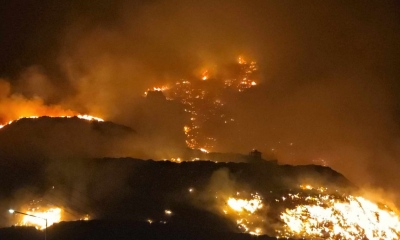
[
  {"left": 0, "top": 1, "right": 399, "bottom": 239},
  {"left": 0, "top": 117, "right": 399, "bottom": 239},
  {"left": 2, "top": 154, "right": 399, "bottom": 239},
  {"left": 144, "top": 56, "right": 259, "bottom": 152}
]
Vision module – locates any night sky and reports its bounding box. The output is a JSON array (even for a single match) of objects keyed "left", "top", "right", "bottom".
[{"left": 1, "top": 0, "right": 400, "bottom": 197}]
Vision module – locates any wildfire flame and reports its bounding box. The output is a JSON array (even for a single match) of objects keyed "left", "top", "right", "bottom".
[
  {"left": 223, "top": 193, "right": 265, "bottom": 235},
  {"left": 279, "top": 187, "right": 400, "bottom": 239},
  {"left": 202, "top": 70, "right": 209, "bottom": 80},
  {"left": 145, "top": 56, "right": 258, "bottom": 152},
  {"left": 10, "top": 199, "right": 90, "bottom": 230},
  {"left": 220, "top": 185, "right": 400, "bottom": 239},
  {"left": 199, "top": 148, "right": 209, "bottom": 153},
  {"left": 20, "top": 208, "right": 62, "bottom": 230},
  {"left": 144, "top": 86, "right": 169, "bottom": 96},
  {"left": 227, "top": 195, "right": 263, "bottom": 213},
  {"left": 76, "top": 114, "right": 104, "bottom": 122}
]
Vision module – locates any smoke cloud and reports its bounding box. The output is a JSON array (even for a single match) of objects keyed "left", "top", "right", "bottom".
[{"left": 1, "top": 0, "right": 400, "bottom": 200}]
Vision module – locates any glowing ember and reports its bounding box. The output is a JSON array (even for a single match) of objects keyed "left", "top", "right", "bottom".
[
  {"left": 153, "top": 86, "right": 169, "bottom": 91},
  {"left": 238, "top": 56, "right": 246, "bottom": 64},
  {"left": 202, "top": 70, "right": 209, "bottom": 80},
  {"left": 199, "top": 148, "right": 209, "bottom": 153},
  {"left": 165, "top": 209, "right": 173, "bottom": 215},
  {"left": 144, "top": 86, "right": 169, "bottom": 96},
  {"left": 169, "top": 157, "right": 182, "bottom": 163},
  {"left": 76, "top": 114, "right": 104, "bottom": 122},
  {"left": 80, "top": 215, "right": 90, "bottom": 221}
]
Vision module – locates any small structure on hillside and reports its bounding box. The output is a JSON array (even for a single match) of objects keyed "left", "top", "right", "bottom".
[
  {"left": 248, "top": 149, "right": 278, "bottom": 164},
  {"left": 249, "top": 149, "right": 262, "bottom": 160}
]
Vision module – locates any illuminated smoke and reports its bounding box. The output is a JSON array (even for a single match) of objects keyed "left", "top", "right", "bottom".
[
  {"left": 1, "top": 3, "right": 400, "bottom": 233},
  {"left": 0, "top": 80, "right": 103, "bottom": 129},
  {"left": 1, "top": 0, "right": 398, "bottom": 199}
]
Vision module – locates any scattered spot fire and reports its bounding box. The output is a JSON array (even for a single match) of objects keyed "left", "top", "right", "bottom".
[
  {"left": 224, "top": 192, "right": 265, "bottom": 235},
  {"left": 145, "top": 56, "right": 259, "bottom": 152}
]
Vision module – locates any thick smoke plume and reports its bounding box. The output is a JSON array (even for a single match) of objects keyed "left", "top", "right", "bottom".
[
  {"left": 0, "top": 77, "right": 76, "bottom": 124},
  {"left": 1, "top": 0, "right": 400, "bottom": 200}
]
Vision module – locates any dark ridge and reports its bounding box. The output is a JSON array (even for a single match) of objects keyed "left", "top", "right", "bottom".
[
  {"left": 0, "top": 220, "right": 290, "bottom": 240},
  {"left": 0, "top": 157, "right": 355, "bottom": 230},
  {"left": 0, "top": 116, "right": 134, "bottom": 133},
  {"left": 0, "top": 116, "right": 136, "bottom": 160}
]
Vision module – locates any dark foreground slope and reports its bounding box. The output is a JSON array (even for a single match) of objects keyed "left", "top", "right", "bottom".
[
  {"left": 0, "top": 157, "right": 353, "bottom": 239},
  {"left": 0, "top": 220, "right": 290, "bottom": 240}
]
